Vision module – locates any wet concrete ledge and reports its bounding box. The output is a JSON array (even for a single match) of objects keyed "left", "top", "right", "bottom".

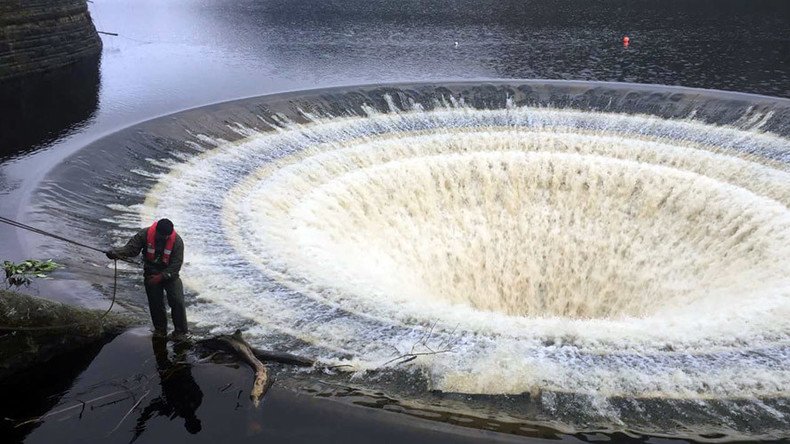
[{"left": 3, "top": 327, "right": 562, "bottom": 444}]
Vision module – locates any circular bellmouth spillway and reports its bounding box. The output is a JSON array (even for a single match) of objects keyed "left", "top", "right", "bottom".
[{"left": 35, "top": 81, "right": 790, "bottom": 441}]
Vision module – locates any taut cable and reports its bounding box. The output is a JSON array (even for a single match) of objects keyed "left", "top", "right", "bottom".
[{"left": 0, "top": 216, "right": 130, "bottom": 330}]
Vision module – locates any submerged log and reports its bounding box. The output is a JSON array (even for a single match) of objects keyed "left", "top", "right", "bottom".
[
  {"left": 251, "top": 347, "right": 314, "bottom": 367},
  {"left": 200, "top": 330, "right": 276, "bottom": 407},
  {"left": 200, "top": 331, "right": 315, "bottom": 367}
]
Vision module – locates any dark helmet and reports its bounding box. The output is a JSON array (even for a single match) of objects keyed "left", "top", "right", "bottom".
[{"left": 156, "top": 218, "right": 174, "bottom": 235}]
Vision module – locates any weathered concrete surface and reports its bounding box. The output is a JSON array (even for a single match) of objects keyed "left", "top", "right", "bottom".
[
  {"left": 0, "top": 0, "right": 102, "bottom": 80},
  {"left": 0, "top": 290, "right": 138, "bottom": 380}
]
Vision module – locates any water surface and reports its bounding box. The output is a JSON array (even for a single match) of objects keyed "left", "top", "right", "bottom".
[{"left": 1, "top": 1, "right": 789, "bottom": 442}]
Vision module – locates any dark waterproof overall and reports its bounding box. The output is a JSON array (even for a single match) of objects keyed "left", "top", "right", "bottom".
[{"left": 112, "top": 228, "right": 188, "bottom": 333}]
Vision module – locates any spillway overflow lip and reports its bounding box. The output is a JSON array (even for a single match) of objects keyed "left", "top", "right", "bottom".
[{"left": 27, "top": 80, "right": 790, "bottom": 441}]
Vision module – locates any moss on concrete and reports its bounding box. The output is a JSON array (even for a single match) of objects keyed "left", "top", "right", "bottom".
[{"left": 0, "top": 290, "right": 139, "bottom": 380}]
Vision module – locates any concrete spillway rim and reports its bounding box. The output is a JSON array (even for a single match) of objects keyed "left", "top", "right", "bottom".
[{"left": 58, "top": 78, "right": 790, "bottom": 156}]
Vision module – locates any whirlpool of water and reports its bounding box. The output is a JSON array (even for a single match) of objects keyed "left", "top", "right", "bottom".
[{"left": 34, "top": 82, "right": 790, "bottom": 441}]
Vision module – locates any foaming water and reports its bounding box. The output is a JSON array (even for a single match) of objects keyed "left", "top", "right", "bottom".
[
  {"left": 36, "top": 83, "right": 790, "bottom": 440},
  {"left": 144, "top": 101, "right": 790, "bottom": 390},
  {"left": 234, "top": 140, "right": 788, "bottom": 320}
]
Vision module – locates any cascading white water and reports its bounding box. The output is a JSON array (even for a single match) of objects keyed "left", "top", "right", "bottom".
[{"left": 126, "top": 99, "right": 788, "bottom": 409}]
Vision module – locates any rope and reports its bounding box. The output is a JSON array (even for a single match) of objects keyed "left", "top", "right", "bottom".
[
  {"left": 2, "top": 216, "right": 107, "bottom": 255},
  {"left": 0, "top": 216, "right": 127, "bottom": 331}
]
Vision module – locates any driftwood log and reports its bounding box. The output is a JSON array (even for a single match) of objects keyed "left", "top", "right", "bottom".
[
  {"left": 252, "top": 347, "right": 314, "bottom": 367},
  {"left": 199, "top": 330, "right": 314, "bottom": 407}
]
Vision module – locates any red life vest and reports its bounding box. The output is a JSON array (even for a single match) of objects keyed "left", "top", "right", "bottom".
[{"left": 146, "top": 221, "right": 177, "bottom": 265}]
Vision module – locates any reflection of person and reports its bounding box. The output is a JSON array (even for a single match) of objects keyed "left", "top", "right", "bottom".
[
  {"left": 132, "top": 336, "right": 203, "bottom": 441},
  {"left": 107, "top": 218, "right": 188, "bottom": 336}
]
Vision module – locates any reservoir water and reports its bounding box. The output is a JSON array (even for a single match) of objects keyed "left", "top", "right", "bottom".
[{"left": 1, "top": 1, "right": 788, "bottom": 442}]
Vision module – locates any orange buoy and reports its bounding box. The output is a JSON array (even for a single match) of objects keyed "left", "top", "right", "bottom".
[{"left": 623, "top": 35, "right": 631, "bottom": 47}]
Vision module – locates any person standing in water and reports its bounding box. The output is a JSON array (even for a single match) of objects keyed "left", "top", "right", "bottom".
[{"left": 107, "top": 218, "right": 188, "bottom": 336}]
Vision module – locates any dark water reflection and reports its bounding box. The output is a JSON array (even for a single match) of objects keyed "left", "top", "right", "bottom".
[
  {"left": 132, "top": 337, "right": 203, "bottom": 440},
  {"left": 0, "top": 55, "right": 100, "bottom": 160},
  {"left": 0, "top": 340, "right": 108, "bottom": 443},
  {"left": 10, "top": 330, "right": 551, "bottom": 444}
]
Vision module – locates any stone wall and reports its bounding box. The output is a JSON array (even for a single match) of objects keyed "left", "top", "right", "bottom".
[{"left": 0, "top": 0, "right": 102, "bottom": 80}]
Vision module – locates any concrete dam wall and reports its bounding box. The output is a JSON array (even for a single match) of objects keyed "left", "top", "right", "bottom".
[{"left": 0, "top": 0, "right": 102, "bottom": 80}]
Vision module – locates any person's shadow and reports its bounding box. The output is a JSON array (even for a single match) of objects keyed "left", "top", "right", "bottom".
[{"left": 131, "top": 336, "right": 203, "bottom": 442}]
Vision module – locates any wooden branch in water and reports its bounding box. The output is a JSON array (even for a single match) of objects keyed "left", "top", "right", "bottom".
[
  {"left": 200, "top": 330, "right": 274, "bottom": 407},
  {"left": 380, "top": 321, "right": 459, "bottom": 368},
  {"left": 107, "top": 389, "right": 150, "bottom": 436},
  {"left": 199, "top": 333, "right": 315, "bottom": 367},
  {"left": 250, "top": 347, "right": 314, "bottom": 367}
]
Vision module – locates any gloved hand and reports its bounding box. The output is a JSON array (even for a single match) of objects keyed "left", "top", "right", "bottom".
[
  {"left": 145, "top": 273, "right": 164, "bottom": 286},
  {"left": 106, "top": 251, "right": 120, "bottom": 260}
]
